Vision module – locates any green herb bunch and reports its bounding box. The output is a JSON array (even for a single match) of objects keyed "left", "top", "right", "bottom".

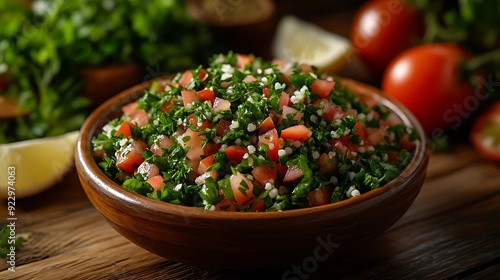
[{"left": 0, "top": 0, "right": 216, "bottom": 143}]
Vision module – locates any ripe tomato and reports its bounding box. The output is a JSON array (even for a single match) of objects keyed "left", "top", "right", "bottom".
[
  {"left": 382, "top": 44, "right": 475, "bottom": 134},
  {"left": 351, "top": 0, "right": 424, "bottom": 74},
  {"left": 115, "top": 140, "right": 147, "bottom": 173},
  {"left": 470, "top": 102, "right": 500, "bottom": 162}
]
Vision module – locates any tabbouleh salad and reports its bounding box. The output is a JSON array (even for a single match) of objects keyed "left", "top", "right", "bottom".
[{"left": 92, "top": 52, "right": 418, "bottom": 212}]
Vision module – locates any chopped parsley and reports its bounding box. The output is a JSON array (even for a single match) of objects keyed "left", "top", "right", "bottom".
[{"left": 92, "top": 52, "right": 419, "bottom": 212}]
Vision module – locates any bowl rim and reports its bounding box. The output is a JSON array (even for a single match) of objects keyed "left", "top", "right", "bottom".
[{"left": 76, "top": 76, "right": 429, "bottom": 220}]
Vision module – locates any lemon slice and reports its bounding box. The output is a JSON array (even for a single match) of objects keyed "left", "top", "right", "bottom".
[
  {"left": 0, "top": 131, "right": 79, "bottom": 198},
  {"left": 272, "top": 16, "right": 353, "bottom": 73}
]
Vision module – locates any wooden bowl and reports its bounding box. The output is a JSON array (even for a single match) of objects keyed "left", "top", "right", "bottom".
[{"left": 75, "top": 77, "right": 430, "bottom": 270}]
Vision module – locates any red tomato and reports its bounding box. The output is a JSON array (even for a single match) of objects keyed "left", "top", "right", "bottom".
[
  {"left": 262, "top": 87, "right": 271, "bottom": 98},
  {"left": 230, "top": 172, "right": 254, "bottom": 205},
  {"left": 258, "top": 128, "right": 280, "bottom": 162},
  {"left": 150, "top": 135, "right": 174, "bottom": 156},
  {"left": 215, "top": 197, "right": 237, "bottom": 211},
  {"left": 224, "top": 145, "right": 249, "bottom": 164},
  {"left": 351, "top": 0, "right": 424, "bottom": 74},
  {"left": 115, "top": 121, "right": 135, "bottom": 137},
  {"left": 258, "top": 116, "right": 275, "bottom": 134},
  {"left": 187, "top": 113, "right": 212, "bottom": 130},
  {"left": 282, "top": 106, "right": 303, "bottom": 123},
  {"left": 216, "top": 119, "right": 232, "bottom": 136},
  {"left": 313, "top": 99, "right": 342, "bottom": 121},
  {"left": 213, "top": 97, "right": 231, "bottom": 112},
  {"left": 279, "top": 91, "right": 290, "bottom": 110},
  {"left": 281, "top": 125, "right": 312, "bottom": 142},
  {"left": 283, "top": 165, "right": 304, "bottom": 183},
  {"left": 251, "top": 164, "right": 278, "bottom": 186},
  {"left": 181, "top": 90, "right": 199, "bottom": 106},
  {"left": 198, "top": 154, "right": 215, "bottom": 174},
  {"left": 240, "top": 197, "right": 266, "bottom": 212},
  {"left": 311, "top": 79, "right": 335, "bottom": 99},
  {"left": 198, "top": 88, "right": 216, "bottom": 104},
  {"left": 318, "top": 153, "right": 338, "bottom": 176},
  {"left": 307, "top": 187, "right": 333, "bottom": 207},
  {"left": 236, "top": 54, "right": 254, "bottom": 69},
  {"left": 203, "top": 143, "right": 221, "bottom": 156},
  {"left": 178, "top": 70, "right": 193, "bottom": 88},
  {"left": 382, "top": 44, "right": 475, "bottom": 134},
  {"left": 353, "top": 121, "right": 365, "bottom": 139},
  {"left": 470, "top": 102, "right": 500, "bottom": 162},
  {"left": 146, "top": 175, "right": 164, "bottom": 191},
  {"left": 115, "top": 140, "right": 147, "bottom": 173}
]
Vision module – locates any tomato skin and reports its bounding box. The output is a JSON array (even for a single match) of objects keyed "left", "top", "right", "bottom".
[
  {"left": 146, "top": 175, "right": 164, "bottom": 191},
  {"left": 198, "top": 154, "right": 215, "bottom": 174},
  {"left": 224, "top": 146, "right": 249, "bottom": 164},
  {"left": 230, "top": 172, "right": 254, "bottom": 205},
  {"left": 281, "top": 125, "right": 312, "bottom": 142},
  {"left": 115, "top": 140, "right": 147, "bottom": 173},
  {"left": 307, "top": 187, "right": 333, "bottom": 207},
  {"left": 216, "top": 119, "right": 232, "bottom": 137},
  {"left": 382, "top": 44, "right": 475, "bottom": 134},
  {"left": 252, "top": 164, "right": 278, "bottom": 186},
  {"left": 311, "top": 79, "right": 335, "bottom": 99},
  {"left": 283, "top": 164, "right": 304, "bottom": 183},
  {"left": 115, "top": 121, "right": 135, "bottom": 137},
  {"left": 181, "top": 90, "right": 199, "bottom": 106},
  {"left": 258, "top": 129, "right": 280, "bottom": 162},
  {"left": 258, "top": 116, "right": 275, "bottom": 134},
  {"left": 351, "top": 0, "right": 424, "bottom": 74},
  {"left": 198, "top": 88, "right": 216, "bottom": 104},
  {"left": 470, "top": 102, "right": 500, "bottom": 162}
]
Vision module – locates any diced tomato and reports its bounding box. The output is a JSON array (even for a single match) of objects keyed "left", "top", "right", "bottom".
[
  {"left": 187, "top": 113, "right": 212, "bottom": 130},
  {"left": 283, "top": 165, "right": 304, "bottom": 183},
  {"left": 115, "top": 121, "right": 135, "bottom": 137},
  {"left": 136, "top": 162, "right": 160, "bottom": 179},
  {"left": 224, "top": 145, "right": 249, "bottom": 164},
  {"left": 318, "top": 153, "right": 338, "bottom": 175},
  {"left": 179, "top": 70, "right": 193, "bottom": 88},
  {"left": 161, "top": 97, "right": 178, "bottom": 113},
  {"left": 399, "top": 134, "right": 416, "bottom": 152},
  {"left": 213, "top": 97, "right": 231, "bottom": 112},
  {"left": 198, "top": 68, "right": 208, "bottom": 80},
  {"left": 150, "top": 135, "right": 174, "bottom": 156},
  {"left": 353, "top": 121, "right": 365, "bottom": 139},
  {"left": 203, "top": 143, "right": 221, "bottom": 156},
  {"left": 276, "top": 163, "right": 288, "bottom": 176},
  {"left": 366, "top": 122, "right": 388, "bottom": 146},
  {"left": 122, "top": 102, "right": 139, "bottom": 117},
  {"left": 343, "top": 109, "right": 358, "bottom": 119},
  {"left": 329, "top": 137, "right": 358, "bottom": 158},
  {"left": 279, "top": 91, "right": 290, "bottom": 110},
  {"left": 281, "top": 125, "right": 312, "bottom": 142},
  {"left": 181, "top": 89, "right": 199, "bottom": 106},
  {"left": 230, "top": 171, "right": 254, "bottom": 205},
  {"left": 252, "top": 164, "right": 277, "bottom": 186},
  {"left": 262, "top": 87, "right": 271, "bottom": 98},
  {"left": 122, "top": 102, "right": 149, "bottom": 126},
  {"left": 313, "top": 99, "right": 343, "bottom": 121},
  {"left": 258, "top": 116, "right": 275, "bottom": 134},
  {"left": 311, "top": 79, "right": 335, "bottom": 99},
  {"left": 258, "top": 128, "right": 280, "bottom": 162},
  {"left": 215, "top": 197, "right": 237, "bottom": 211},
  {"left": 240, "top": 197, "right": 265, "bottom": 212},
  {"left": 236, "top": 54, "right": 254, "bottom": 69},
  {"left": 198, "top": 88, "right": 216, "bottom": 104},
  {"left": 282, "top": 105, "right": 303, "bottom": 123},
  {"left": 115, "top": 140, "right": 147, "bottom": 173},
  {"left": 298, "top": 63, "right": 313, "bottom": 74},
  {"left": 216, "top": 119, "right": 232, "bottom": 136},
  {"left": 243, "top": 75, "right": 257, "bottom": 83},
  {"left": 146, "top": 175, "right": 164, "bottom": 191},
  {"left": 386, "top": 150, "right": 400, "bottom": 163},
  {"left": 307, "top": 187, "right": 333, "bottom": 207},
  {"left": 198, "top": 154, "right": 215, "bottom": 174},
  {"left": 181, "top": 128, "right": 205, "bottom": 161}
]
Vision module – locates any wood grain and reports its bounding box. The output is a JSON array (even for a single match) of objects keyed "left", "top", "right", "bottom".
[{"left": 1, "top": 144, "right": 499, "bottom": 279}]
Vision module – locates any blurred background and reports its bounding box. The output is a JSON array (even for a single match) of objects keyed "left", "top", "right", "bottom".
[{"left": 0, "top": 0, "right": 499, "bottom": 147}]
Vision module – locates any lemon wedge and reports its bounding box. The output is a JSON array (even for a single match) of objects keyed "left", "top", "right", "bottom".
[
  {"left": 0, "top": 131, "right": 79, "bottom": 198},
  {"left": 272, "top": 16, "right": 354, "bottom": 73}
]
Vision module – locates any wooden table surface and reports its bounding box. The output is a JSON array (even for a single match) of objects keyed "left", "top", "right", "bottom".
[{"left": 1, "top": 143, "right": 500, "bottom": 279}]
